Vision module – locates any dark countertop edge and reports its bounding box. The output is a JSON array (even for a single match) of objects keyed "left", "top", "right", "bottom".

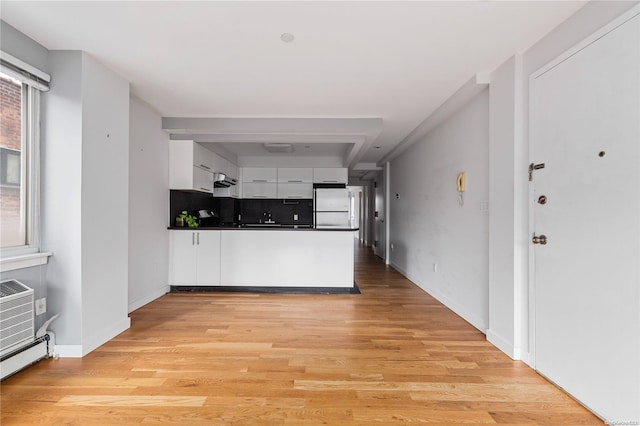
[
  {"left": 170, "top": 283, "right": 361, "bottom": 295},
  {"left": 167, "top": 226, "right": 359, "bottom": 232}
]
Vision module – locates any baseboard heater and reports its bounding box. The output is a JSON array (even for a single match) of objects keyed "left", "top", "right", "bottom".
[
  {"left": 0, "top": 335, "right": 51, "bottom": 380},
  {"left": 1, "top": 280, "right": 53, "bottom": 380}
]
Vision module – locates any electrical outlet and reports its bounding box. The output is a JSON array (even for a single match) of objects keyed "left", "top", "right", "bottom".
[
  {"left": 35, "top": 298, "right": 47, "bottom": 315},
  {"left": 390, "top": 243, "right": 394, "bottom": 251},
  {"left": 294, "top": 214, "right": 298, "bottom": 221}
]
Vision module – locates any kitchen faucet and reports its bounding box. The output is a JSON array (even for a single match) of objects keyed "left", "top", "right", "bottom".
[{"left": 263, "top": 211, "right": 275, "bottom": 224}]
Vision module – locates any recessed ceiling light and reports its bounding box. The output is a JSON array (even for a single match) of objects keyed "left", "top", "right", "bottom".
[{"left": 280, "top": 33, "right": 295, "bottom": 43}]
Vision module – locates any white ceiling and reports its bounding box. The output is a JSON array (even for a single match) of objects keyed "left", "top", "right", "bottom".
[{"left": 1, "top": 1, "right": 586, "bottom": 175}]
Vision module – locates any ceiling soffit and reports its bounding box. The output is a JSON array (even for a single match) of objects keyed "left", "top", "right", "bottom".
[{"left": 162, "top": 117, "right": 383, "bottom": 167}]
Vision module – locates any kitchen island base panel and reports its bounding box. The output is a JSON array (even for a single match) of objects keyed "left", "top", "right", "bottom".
[{"left": 220, "top": 230, "right": 355, "bottom": 288}]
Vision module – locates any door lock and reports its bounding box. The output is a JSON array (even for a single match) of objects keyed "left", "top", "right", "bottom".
[
  {"left": 532, "top": 234, "right": 548, "bottom": 245},
  {"left": 538, "top": 195, "right": 547, "bottom": 205}
]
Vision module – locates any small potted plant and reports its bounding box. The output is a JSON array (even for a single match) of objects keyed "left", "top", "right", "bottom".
[{"left": 178, "top": 211, "right": 199, "bottom": 228}]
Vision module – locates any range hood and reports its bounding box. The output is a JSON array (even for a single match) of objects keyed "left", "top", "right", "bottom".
[{"left": 213, "top": 172, "right": 238, "bottom": 187}]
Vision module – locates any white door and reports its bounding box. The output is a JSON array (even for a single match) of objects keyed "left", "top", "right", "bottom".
[{"left": 530, "top": 13, "right": 639, "bottom": 421}]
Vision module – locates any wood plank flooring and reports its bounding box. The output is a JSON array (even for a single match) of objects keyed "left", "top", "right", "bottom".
[{"left": 1, "top": 242, "right": 601, "bottom": 424}]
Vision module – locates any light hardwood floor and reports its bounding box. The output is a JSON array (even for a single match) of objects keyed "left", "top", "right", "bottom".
[{"left": 1, "top": 242, "right": 601, "bottom": 425}]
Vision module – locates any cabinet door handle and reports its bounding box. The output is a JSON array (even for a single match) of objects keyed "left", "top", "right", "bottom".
[
  {"left": 288, "top": 196, "right": 302, "bottom": 198},
  {"left": 253, "top": 195, "right": 267, "bottom": 198},
  {"left": 253, "top": 179, "right": 268, "bottom": 182},
  {"left": 197, "top": 232, "right": 200, "bottom": 245},
  {"left": 288, "top": 180, "right": 302, "bottom": 183},
  {"left": 200, "top": 187, "right": 210, "bottom": 191},
  {"left": 324, "top": 180, "right": 338, "bottom": 183},
  {"left": 199, "top": 164, "right": 210, "bottom": 170},
  {"left": 192, "top": 232, "right": 195, "bottom": 245}
]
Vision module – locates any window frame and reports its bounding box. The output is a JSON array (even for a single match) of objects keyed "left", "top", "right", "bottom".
[{"left": 0, "top": 77, "right": 41, "bottom": 257}]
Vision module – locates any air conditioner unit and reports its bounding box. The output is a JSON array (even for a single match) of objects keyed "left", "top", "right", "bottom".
[
  {"left": 0, "top": 279, "right": 54, "bottom": 380},
  {"left": 0, "top": 280, "right": 35, "bottom": 356}
]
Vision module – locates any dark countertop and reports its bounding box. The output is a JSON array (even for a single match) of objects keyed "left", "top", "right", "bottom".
[{"left": 168, "top": 226, "right": 359, "bottom": 232}]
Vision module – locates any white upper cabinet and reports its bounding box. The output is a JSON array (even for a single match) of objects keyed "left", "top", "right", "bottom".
[
  {"left": 227, "top": 162, "right": 239, "bottom": 181},
  {"left": 193, "top": 142, "right": 214, "bottom": 171},
  {"left": 242, "top": 182, "right": 278, "bottom": 199},
  {"left": 277, "top": 183, "right": 313, "bottom": 199},
  {"left": 313, "top": 168, "right": 348, "bottom": 184},
  {"left": 213, "top": 153, "right": 230, "bottom": 176},
  {"left": 277, "top": 168, "right": 313, "bottom": 183},
  {"left": 170, "top": 140, "right": 214, "bottom": 193},
  {"left": 242, "top": 168, "right": 278, "bottom": 182},
  {"left": 211, "top": 153, "right": 240, "bottom": 198},
  {"left": 192, "top": 166, "right": 214, "bottom": 193}
]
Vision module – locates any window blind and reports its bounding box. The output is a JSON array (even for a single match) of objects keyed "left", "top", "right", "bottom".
[{"left": 0, "top": 50, "right": 50, "bottom": 91}]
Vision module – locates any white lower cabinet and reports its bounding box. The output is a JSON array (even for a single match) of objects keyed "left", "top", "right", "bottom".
[{"left": 170, "top": 231, "right": 221, "bottom": 286}]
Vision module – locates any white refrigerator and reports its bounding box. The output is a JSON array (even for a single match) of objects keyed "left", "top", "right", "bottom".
[{"left": 314, "top": 188, "right": 350, "bottom": 228}]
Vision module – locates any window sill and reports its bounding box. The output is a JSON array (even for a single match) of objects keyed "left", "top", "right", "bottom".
[{"left": 1, "top": 252, "right": 52, "bottom": 272}]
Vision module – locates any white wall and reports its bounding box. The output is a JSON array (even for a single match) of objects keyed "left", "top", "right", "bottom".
[
  {"left": 487, "top": 55, "right": 525, "bottom": 358},
  {"left": 80, "top": 53, "right": 130, "bottom": 355},
  {"left": 128, "top": 96, "right": 170, "bottom": 312},
  {"left": 42, "top": 51, "right": 130, "bottom": 357},
  {"left": 42, "top": 51, "right": 84, "bottom": 347},
  {"left": 388, "top": 89, "right": 490, "bottom": 332}
]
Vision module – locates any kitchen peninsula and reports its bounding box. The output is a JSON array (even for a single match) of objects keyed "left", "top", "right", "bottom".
[{"left": 169, "top": 227, "right": 358, "bottom": 292}]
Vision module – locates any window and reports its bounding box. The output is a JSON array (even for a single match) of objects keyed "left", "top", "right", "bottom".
[
  {"left": 0, "top": 52, "right": 48, "bottom": 256},
  {"left": 0, "top": 73, "right": 27, "bottom": 249}
]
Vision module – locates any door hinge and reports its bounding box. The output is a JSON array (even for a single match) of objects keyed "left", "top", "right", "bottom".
[{"left": 528, "top": 162, "right": 545, "bottom": 181}]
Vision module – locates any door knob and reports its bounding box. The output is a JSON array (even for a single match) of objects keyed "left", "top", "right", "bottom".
[{"left": 532, "top": 234, "right": 548, "bottom": 245}]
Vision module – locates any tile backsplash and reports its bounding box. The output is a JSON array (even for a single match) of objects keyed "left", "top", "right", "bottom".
[
  {"left": 169, "top": 191, "right": 312, "bottom": 226},
  {"left": 240, "top": 199, "right": 313, "bottom": 225}
]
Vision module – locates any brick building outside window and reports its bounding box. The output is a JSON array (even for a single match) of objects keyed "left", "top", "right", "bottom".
[{"left": 0, "top": 74, "right": 25, "bottom": 247}]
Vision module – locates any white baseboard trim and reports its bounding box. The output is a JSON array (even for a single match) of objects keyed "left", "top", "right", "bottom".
[
  {"left": 82, "top": 316, "right": 131, "bottom": 356},
  {"left": 128, "top": 286, "right": 169, "bottom": 313},
  {"left": 486, "top": 329, "right": 519, "bottom": 360},
  {"left": 520, "top": 351, "right": 533, "bottom": 367},
  {"left": 389, "top": 261, "right": 488, "bottom": 333},
  {"left": 55, "top": 345, "right": 83, "bottom": 358}
]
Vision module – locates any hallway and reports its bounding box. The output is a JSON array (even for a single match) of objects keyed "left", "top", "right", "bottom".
[{"left": 0, "top": 243, "right": 600, "bottom": 424}]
